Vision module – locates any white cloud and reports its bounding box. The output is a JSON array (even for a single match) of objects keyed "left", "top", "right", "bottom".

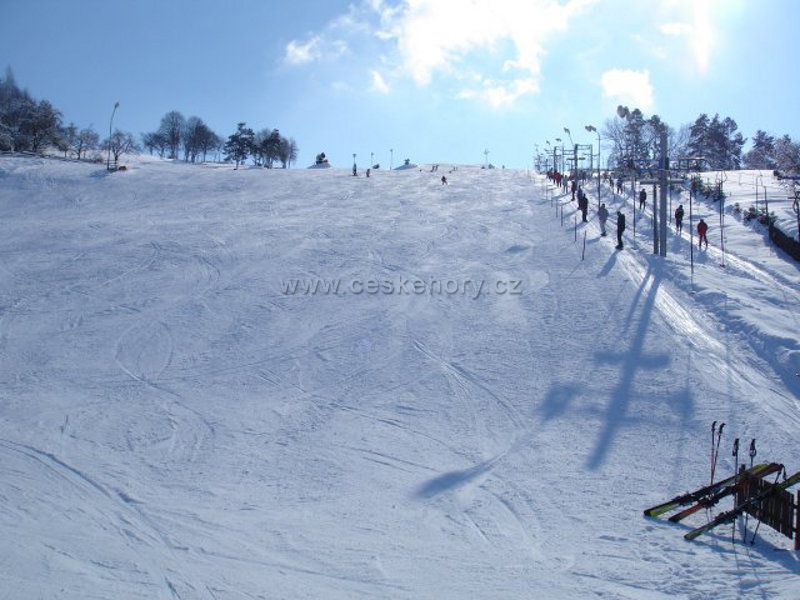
[
  {"left": 457, "top": 77, "right": 537, "bottom": 109},
  {"left": 373, "top": 0, "right": 597, "bottom": 104},
  {"left": 283, "top": 32, "right": 349, "bottom": 67},
  {"left": 600, "top": 69, "right": 654, "bottom": 111},
  {"left": 371, "top": 70, "right": 390, "bottom": 94},
  {"left": 284, "top": 0, "right": 598, "bottom": 106},
  {"left": 657, "top": 0, "right": 717, "bottom": 74},
  {"left": 284, "top": 36, "right": 323, "bottom": 66}
]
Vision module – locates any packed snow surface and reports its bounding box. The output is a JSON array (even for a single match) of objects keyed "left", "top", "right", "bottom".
[{"left": 0, "top": 156, "right": 798, "bottom": 599}]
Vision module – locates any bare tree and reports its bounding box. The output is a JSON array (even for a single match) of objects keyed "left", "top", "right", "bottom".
[
  {"left": 62, "top": 122, "right": 78, "bottom": 157},
  {"left": 668, "top": 124, "right": 690, "bottom": 163},
  {"left": 102, "top": 129, "right": 140, "bottom": 166},
  {"left": 181, "top": 116, "right": 220, "bottom": 163},
  {"left": 157, "top": 110, "right": 185, "bottom": 159}
]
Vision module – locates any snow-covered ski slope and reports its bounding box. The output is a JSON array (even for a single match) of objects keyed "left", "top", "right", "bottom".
[{"left": 0, "top": 155, "right": 798, "bottom": 599}]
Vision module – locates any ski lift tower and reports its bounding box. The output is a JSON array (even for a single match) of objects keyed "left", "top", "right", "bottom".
[
  {"left": 484, "top": 148, "right": 490, "bottom": 168},
  {"left": 638, "top": 128, "right": 685, "bottom": 257}
]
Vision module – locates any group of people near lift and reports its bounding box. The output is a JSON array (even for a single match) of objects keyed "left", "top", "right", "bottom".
[{"left": 545, "top": 170, "right": 710, "bottom": 251}]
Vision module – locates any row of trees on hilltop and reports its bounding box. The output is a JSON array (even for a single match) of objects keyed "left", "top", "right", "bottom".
[
  {"left": 0, "top": 67, "right": 139, "bottom": 162},
  {"left": 223, "top": 122, "right": 298, "bottom": 169},
  {"left": 602, "top": 105, "right": 799, "bottom": 174},
  {"left": 686, "top": 113, "right": 745, "bottom": 170},
  {"left": 141, "top": 111, "right": 221, "bottom": 162},
  {"left": 602, "top": 106, "right": 686, "bottom": 170},
  {"left": 141, "top": 112, "right": 299, "bottom": 168},
  {"left": 1, "top": 68, "right": 65, "bottom": 153},
  {"left": 742, "top": 130, "right": 800, "bottom": 172},
  {"left": 1, "top": 68, "right": 301, "bottom": 169}
]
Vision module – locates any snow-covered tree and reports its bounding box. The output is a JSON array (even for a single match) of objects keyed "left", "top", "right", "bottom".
[
  {"left": 743, "top": 130, "right": 776, "bottom": 169},
  {"left": 22, "top": 100, "right": 62, "bottom": 153},
  {"left": 773, "top": 135, "right": 800, "bottom": 174},
  {"left": 688, "top": 113, "right": 745, "bottom": 170}
]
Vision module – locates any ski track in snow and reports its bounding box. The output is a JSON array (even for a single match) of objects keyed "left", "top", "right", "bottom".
[{"left": 0, "top": 155, "right": 798, "bottom": 599}]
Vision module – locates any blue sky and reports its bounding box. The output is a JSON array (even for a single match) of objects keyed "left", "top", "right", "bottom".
[{"left": 2, "top": 0, "right": 799, "bottom": 168}]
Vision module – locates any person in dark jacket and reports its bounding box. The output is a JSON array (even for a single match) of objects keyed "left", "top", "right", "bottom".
[
  {"left": 675, "top": 204, "right": 684, "bottom": 233},
  {"left": 571, "top": 179, "right": 577, "bottom": 201},
  {"left": 578, "top": 190, "right": 588, "bottom": 222},
  {"left": 616, "top": 210, "right": 626, "bottom": 249},
  {"left": 441, "top": 175, "right": 448, "bottom": 185},
  {"left": 697, "top": 218, "right": 709, "bottom": 249},
  {"left": 639, "top": 188, "right": 647, "bottom": 210}
]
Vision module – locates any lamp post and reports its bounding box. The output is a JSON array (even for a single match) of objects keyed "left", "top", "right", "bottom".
[
  {"left": 564, "top": 128, "right": 579, "bottom": 183},
  {"left": 370, "top": 151, "right": 374, "bottom": 168},
  {"left": 563, "top": 127, "right": 574, "bottom": 146},
  {"left": 352, "top": 153, "right": 357, "bottom": 176},
  {"left": 390, "top": 148, "right": 394, "bottom": 170},
  {"left": 555, "top": 138, "right": 563, "bottom": 172},
  {"left": 586, "top": 125, "right": 601, "bottom": 207},
  {"left": 107, "top": 101, "right": 119, "bottom": 171}
]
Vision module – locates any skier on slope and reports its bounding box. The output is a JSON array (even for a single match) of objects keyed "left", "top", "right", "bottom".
[
  {"left": 598, "top": 203, "right": 609, "bottom": 236},
  {"left": 697, "top": 218, "right": 709, "bottom": 249},
  {"left": 441, "top": 175, "right": 448, "bottom": 185},
  {"left": 639, "top": 188, "right": 647, "bottom": 210},
  {"left": 571, "top": 179, "right": 577, "bottom": 201},
  {"left": 675, "top": 204, "right": 684, "bottom": 233},
  {"left": 616, "top": 210, "right": 626, "bottom": 249}
]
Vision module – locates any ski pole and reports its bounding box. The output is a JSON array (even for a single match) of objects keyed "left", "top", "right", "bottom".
[
  {"left": 711, "top": 421, "right": 717, "bottom": 485},
  {"left": 732, "top": 438, "right": 739, "bottom": 542},
  {"left": 744, "top": 439, "right": 756, "bottom": 539},
  {"left": 711, "top": 423, "right": 725, "bottom": 485}
]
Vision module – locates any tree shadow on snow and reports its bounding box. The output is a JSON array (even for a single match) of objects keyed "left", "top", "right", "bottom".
[
  {"left": 538, "top": 382, "right": 580, "bottom": 421},
  {"left": 413, "top": 458, "right": 496, "bottom": 499}
]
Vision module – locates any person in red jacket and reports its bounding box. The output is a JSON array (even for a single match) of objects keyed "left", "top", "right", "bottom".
[{"left": 697, "top": 218, "right": 709, "bottom": 249}]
